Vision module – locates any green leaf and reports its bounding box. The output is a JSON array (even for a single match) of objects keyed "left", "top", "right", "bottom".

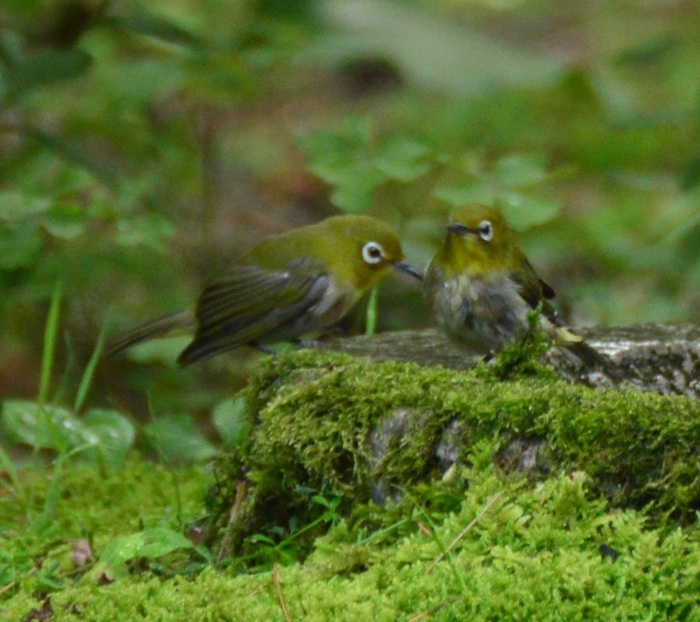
[
  {"left": 299, "top": 117, "right": 401, "bottom": 212},
  {"left": 0, "top": 224, "right": 42, "bottom": 270},
  {"left": 0, "top": 191, "right": 51, "bottom": 221},
  {"left": 2, "top": 401, "right": 77, "bottom": 453},
  {"left": 250, "top": 534, "right": 275, "bottom": 545},
  {"left": 144, "top": 415, "right": 217, "bottom": 463},
  {"left": 4, "top": 48, "right": 92, "bottom": 94},
  {"left": 1, "top": 401, "right": 134, "bottom": 468},
  {"left": 41, "top": 204, "right": 88, "bottom": 240},
  {"left": 81, "top": 409, "right": 135, "bottom": 469},
  {"left": 29, "top": 129, "right": 122, "bottom": 186},
  {"left": 498, "top": 193, "right": 560, "bottom": 230},
  {"left": 212, "top": 397, "right": 251, "bottom": 448},
  {"left": 492, "top": 154, "right": 548, "bottom": 188},
  {"left": 110, "top": 14, "right": 202, "bottom": 47},
  {"left": 330, "top": 171, "right": 384, "bottom": 212},
  {"left": 95, "top": 58, "right": 185, "bottom": 104},
  {"left": 301, "top": 134, "right": 368, "bottom": 185},
  {"left": 304, "top": 145, "right": 358, "bottom": 185},
  {"left": 99, "top": 528, "right": 194, "bottom": 567},
  {"left": 434, "top": 182, "right": 496, "bottom": 207},
  {"left": 680, "top": 151, "right": 700, "bottom": 191},
  {"left": 299, "top": 116, "right": 373, "bottom": 181},
  {"left": 74, "top": 324, "right": 107, "bottom": 413},
  {"left": 434, "top": 154, "right": 559, "bottom": 228},
  {"left": 375, "top": 135, "right": 432, "bottom": 182},
  {"left": 115, "top": 214, "right": 175, "bottom": 251},
  {"left": 138, "top": 528, "right": 193, "bottom": 558}
]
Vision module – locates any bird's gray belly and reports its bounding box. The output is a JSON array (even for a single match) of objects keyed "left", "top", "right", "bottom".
[
  {"left": 434, "top": 276, "right": 531, "bottom": 354},
  {"left": 276, "top": 278, "right": 354, "bottom": 341}
]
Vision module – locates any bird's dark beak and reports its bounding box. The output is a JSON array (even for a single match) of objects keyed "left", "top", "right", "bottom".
[
  {"left": 391, "top": 260, "right": 423, "bottom": 281},
  {"left": 446, "top": 223, "right": 474, "bottom": 236}
]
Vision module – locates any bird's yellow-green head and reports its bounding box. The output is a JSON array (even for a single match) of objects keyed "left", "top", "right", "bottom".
[
  {"left": 435, "top": 204, "right": 518, "bottom": 277},
  {"left": 323, "top": 215, "right": 419, "bottom": 290},
  {"left": 244, "top": 214, "right": 421, "bottom": 294}
]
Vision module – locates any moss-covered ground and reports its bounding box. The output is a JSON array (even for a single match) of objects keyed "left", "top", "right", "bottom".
[{"left": 3, "top": 350, "right": 700, "bottom": 620}]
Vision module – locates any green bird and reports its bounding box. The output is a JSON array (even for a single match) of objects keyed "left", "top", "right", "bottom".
[
  {"left": 108, "top": 215, "right": 421, "bottom": 365},
  {"left": 423, "top": 204, "right": 616, "bottom": 372}
]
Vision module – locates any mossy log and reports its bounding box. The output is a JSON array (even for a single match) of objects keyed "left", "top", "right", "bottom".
[
  {"left": 6, "top": 329, "right": 700, "bottom": 620},
  {"left": 209, "top": 344, "right": 700, "bottom": 559},
  {"left": 317, "top": 324, "right": 700, "bottom": 397}
]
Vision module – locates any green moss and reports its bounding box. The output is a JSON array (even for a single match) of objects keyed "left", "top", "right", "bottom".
[
  {"left": 3, "top": 457, "right": 208, "bottom": 534},
  {"left": 210, "top": 349, "right": 700, "bottom": 554},
  {"left": 0, "top": 457, "right": 208, "bottom": 600},
  {"left": 3, "top": 468, "right": 700, "bottom": 621},
  {"left": 4, "top": 350, "right": 700, "bottom": 620}
]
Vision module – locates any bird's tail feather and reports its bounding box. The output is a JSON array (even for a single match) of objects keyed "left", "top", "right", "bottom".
[
  {"left": 565, "top": 341, "right": 624, "bottom": 382},
  {"left": 105, "top": 310, "right": 195, "bottom": 358}
]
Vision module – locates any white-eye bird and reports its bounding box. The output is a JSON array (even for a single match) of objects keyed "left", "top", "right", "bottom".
[
  {"left": 423, "top": 203, "right": 618, "bottom": 374},
  {"left": 108, "top": 215, "right": 421, "bottom": 365}
]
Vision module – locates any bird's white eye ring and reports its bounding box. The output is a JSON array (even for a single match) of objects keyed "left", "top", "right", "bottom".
[
  {"left": 362, "top": 241, "right": 384, "bottom": 265},
  {"left": 478, "top": 220, "right": 494, "bottom": 242}
]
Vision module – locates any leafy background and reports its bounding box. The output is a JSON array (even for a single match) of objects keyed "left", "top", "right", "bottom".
[{"left": 1, "top": 0, "right": 700, "bottom": 458}]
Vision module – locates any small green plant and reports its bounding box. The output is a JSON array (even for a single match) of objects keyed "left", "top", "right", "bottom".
[
  {"left": 485, "top": 305, "right": 553, "bottom": 381},
  {"left": 299, "top": 116, "right": 435, "bottom": 214},
  {"left": 1, "top": 283, "right": 135, "bottom": 475},
  {"left": 299, "top": 116, "right": 562, "bottom": 230},
  {"left": 230, "top": 491, "right": 343, "bottom": 569},
  {"left": 211, "top": 396, "right": 252, "bottom": 450},
  {"left": 95, "top": 527, "right": 211, "bottom": 580}
]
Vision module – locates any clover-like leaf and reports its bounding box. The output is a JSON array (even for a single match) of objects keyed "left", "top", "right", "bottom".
[
  {"left": 144, "top": 415, "right": 217, "bottom": 463},
  {"left": 212, "top": 396, "right": 251, "bottom": 448}
]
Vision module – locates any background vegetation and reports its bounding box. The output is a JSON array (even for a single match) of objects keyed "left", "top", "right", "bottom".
[
  {"left": 1, "top": 0, "right": 700, "bottom": 615},
  {"left": 2, "top": 0, "right": 700, "bottom": 412}
]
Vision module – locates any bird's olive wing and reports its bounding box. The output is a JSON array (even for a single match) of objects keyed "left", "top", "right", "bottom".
[
  {"left": 511, "top": 252, "right": 559, "bottom": 321},
  {"left": 178, "top": 258, "right": 328, "bottom": 365}
]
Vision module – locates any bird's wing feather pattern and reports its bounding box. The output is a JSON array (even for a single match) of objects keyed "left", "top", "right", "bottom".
[
  {"left": 510, "top": 252, "right": 559, "bottom": 323},
  {"left": 178, "top": 258, "right": 329, "bottom": 365}
]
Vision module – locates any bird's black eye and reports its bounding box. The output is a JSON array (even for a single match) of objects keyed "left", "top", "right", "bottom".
[
  {"left": 362, "top": 241, "right": 384, "bottom": 265},
  {"left": 478, "top": 220, "right": 494, "bottom": 242}
]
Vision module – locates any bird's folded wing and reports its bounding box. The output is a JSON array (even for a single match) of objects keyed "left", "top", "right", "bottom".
[
  {"left": 178, "top": 259, "right": 328, "bottom": 364},
  {"left": 510, "top": 253, "right": 558, "bottom": 321}
]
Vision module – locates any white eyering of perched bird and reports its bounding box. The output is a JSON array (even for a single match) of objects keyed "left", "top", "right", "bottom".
[{"left": 423, "top": 203, "right": 619, "bottom": 375}]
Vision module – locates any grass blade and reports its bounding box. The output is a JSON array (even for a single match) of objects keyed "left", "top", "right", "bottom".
[
  {"left": 365, "top": 285, "right": 378, "bottom": 336},
  {"left": 39, "top": 281, "right": 63, "bottom": 406},
  {"left": 74, "top": 322, "right": 107, "bottom": 413},
  {"left": 0, "top": 443, "right": 26, "bottom": 508}
]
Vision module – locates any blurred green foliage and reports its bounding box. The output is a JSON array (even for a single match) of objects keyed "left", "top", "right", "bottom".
[
  {"left": 1, "top": 0, "right": 700, "bottom": 455},
  {"left": 1, "top": 1, "right": 700, "bottom": 611}
]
